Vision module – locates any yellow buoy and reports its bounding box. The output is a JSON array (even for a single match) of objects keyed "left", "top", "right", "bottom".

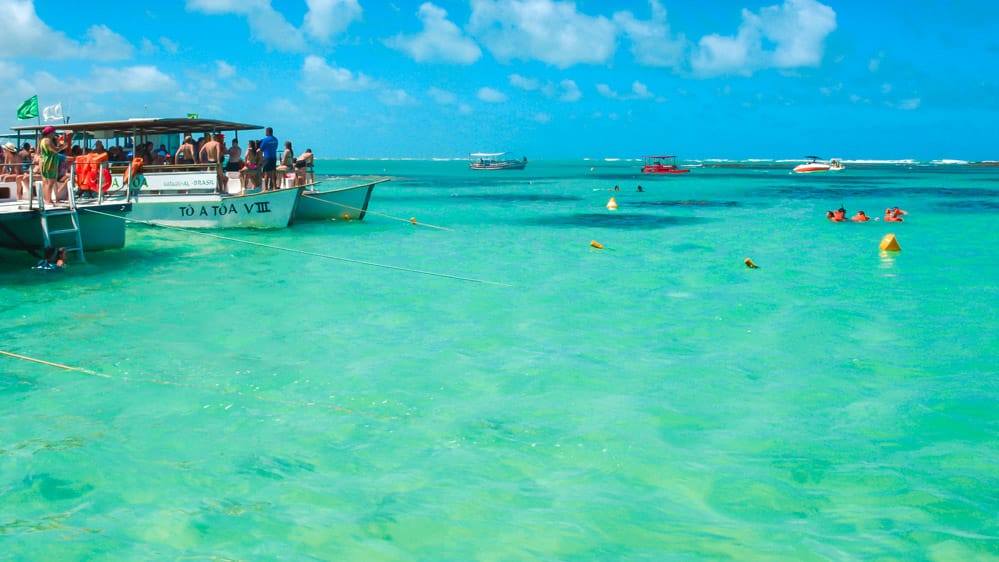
[
  {"left": 590, "top": 240, "right": 604, "bottom": 249},
  {"left": 744, "top": 257, "right": 759, "bottom": 269},
  {"left": 879, "top": 233, "right": 901, "bottom": 252},
  {"left": 410, "top": 217, "right": 417, "bottom": 225},
  {"left": 606, "top": 197, "right": 618, "bottom": 210}
]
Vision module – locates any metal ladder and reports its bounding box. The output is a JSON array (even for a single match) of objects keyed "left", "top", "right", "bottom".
[
  {"left": 39, "top": 206, "right": 85, "bottom": 263},
  {"left": 38, "top": 177, "right": 87, "bottom": 262}
]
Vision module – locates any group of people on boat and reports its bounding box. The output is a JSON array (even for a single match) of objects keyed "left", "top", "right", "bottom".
[
  {"left": 234, "top": 128, "right": 314, "bottom": 193},
  {"left": 826, "top": 206, "right": 907, "bottom": 222}
]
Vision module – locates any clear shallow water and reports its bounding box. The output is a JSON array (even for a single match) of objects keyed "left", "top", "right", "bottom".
[{"left": 2, "top": 160, "right": 997, "bottom": 560}]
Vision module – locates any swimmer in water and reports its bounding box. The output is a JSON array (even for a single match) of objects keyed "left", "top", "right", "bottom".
[{"left": 851, "top": 210, "right": 870, "bottom": 222}]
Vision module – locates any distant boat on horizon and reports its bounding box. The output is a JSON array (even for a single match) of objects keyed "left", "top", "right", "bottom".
[
  {"left": 793, "top": 156, "right": 845, "bottom": 174},
  {"left": 641, "top": 155, "right": 690, "bottom": 174},
  {"left": 469, "top": 152, "right": 527, "bottom": 170}
]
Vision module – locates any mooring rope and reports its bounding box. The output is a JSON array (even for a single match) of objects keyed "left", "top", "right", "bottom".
[
  {"left": 81, "top": 208, "right": 509, "bottom": 286},
  {"left": 303, "top": 179, "right": 453, "bottom": 231},
  {"left": 0, "top": 349, "right": 371, "bottom": 416}
]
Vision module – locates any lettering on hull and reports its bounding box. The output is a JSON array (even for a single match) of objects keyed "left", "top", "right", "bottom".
[{"left": 178, "top": 201, "right": 272, "bottom": 217}]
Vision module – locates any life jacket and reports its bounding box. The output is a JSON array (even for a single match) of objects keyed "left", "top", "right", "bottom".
[
  {"left": 122, "top": 157, "right": 144, "bottom": 186},
  {"left": 74, "top": 152, "right": 111, "bottom": 192}
]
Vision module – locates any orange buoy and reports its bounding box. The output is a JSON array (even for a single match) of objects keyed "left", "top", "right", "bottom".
[
  {"left": 879, "top": 233, "right": 901, "bottom": 252},
  {"left": 590, "top": 240, "right": 604, "bottom": 249},
  {"left": 343, "top": 213, "right": 351, "bottom": 221},
  {"left": 606, "top": 197, "right": 617, "bottom": 210},
  {"left": 410, "top": 217, "right": 417, "bottom": 225},
  {"left": 744, "top": 257, "right": 759, "bottom": 269}
]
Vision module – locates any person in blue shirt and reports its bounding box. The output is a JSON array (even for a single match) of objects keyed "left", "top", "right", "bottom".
[{"left": 259, "top": 127, "right": 278, "bottom": 191}]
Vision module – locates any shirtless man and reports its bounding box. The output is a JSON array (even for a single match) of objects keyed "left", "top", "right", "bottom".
[
  {"left": 226, "top": 139, "right": 243, "bottom": 172},
  {"left": 199, "top": 134, "right": 227, "bottom": 192}
]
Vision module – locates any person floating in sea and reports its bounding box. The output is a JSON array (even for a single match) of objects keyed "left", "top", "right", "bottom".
[
  {"left": 636, "top": 185, "right": 644, "bottom": 192},
  {"left": 851, "top": 210, "right": 870, "bottom": 222},
  {"left": 884, "top": 208, "right": 904, "bottom": 222},
  {"left": 34, "top": 246, "right": 66, "bottom": 271},
  {"left": 892, "top": 206, "right": 907, "bottom": 216},
  {"left": 828, "top": 206, "right": 847, "bottom": 222}
]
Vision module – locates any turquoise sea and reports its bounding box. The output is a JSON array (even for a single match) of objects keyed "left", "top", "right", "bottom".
[{"left": 2, "top": 159, "right": 997, "bottom": 560}]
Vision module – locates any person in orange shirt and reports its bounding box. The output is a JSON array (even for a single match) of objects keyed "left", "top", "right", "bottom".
[{"left": 851, "top": 210, "right": 870, "bottom": 222}]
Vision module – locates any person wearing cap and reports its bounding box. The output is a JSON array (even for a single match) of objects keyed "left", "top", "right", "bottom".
[
  {"left": 39, "top": 125, "right": 72, "bottom": 206},
  {"left": 1, "top": 141, "right": 21, "bottom": 197}
]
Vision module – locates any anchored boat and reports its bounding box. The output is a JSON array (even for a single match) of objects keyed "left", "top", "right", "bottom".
[
  {"left": 641, "top": 155, "right": 690, "bottom": 174},
  {"left": 469, "top": 152, "right": 527, "bottom": 170},
  {"left": 13, "top": 118, "right": 303, "bottom": 229},
  {"left": 793, "top": 156, "right": 845, "bottom": 174}
]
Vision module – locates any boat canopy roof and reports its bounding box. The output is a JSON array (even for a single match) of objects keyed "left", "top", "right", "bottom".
[
  {"left": 11, "top": 117, "right": 263, "bottom": 138},
  {"left": 470, "top": 152, "right": 511, "bottom": 158},
  {"left": 805, "top": 155, "right": 822, "bottom": 159},
  {"left": 645, "top": 155, "right": 676, "bottom": 158}
]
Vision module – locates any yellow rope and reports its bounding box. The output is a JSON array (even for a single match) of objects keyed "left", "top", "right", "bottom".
[
  {"left": 0, "top": 349, "right": 364, "bottom": 415},
  {"left": 302, "top": 178, "right": 453, "bottom": 231},
  {"left": 81, "top": 208, "right": 509, "bottom": 286}
]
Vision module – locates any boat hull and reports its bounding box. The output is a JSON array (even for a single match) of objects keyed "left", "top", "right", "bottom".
[
  {"left": 793, "top": 164, "right": 832, "bottom": 173},
  {"left": 470, "top": 161, "right": 527, "bottom": 170},
  {"left": 0, "top": 202, "right": 131, "bottom": 251},
  {"left": 293, "top": 180, "right": 386, "bottom": 223},
  {"left": 126, "top": 187, "right": 301, "bottom": 228},
  {"left": 641, "top": 165, "right": 690, "bottom": 174}
]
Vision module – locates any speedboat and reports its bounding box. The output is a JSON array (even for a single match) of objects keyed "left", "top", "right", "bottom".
[
  {"left": 294, "top": 177, "right": 390, "bottom": 223},
  {"left": 641, "top": 155, "right": 690, "bottom": 174},
  {"left": 469, "top": 152, "right": 527, "bottom": 170},
  {"left": 793, "top": 156, "right": 844, "bottom": 173}
]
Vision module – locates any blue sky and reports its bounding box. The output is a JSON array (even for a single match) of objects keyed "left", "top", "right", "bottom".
[{"left": 3, "top": 0, "right": 997, "bottom": 160}]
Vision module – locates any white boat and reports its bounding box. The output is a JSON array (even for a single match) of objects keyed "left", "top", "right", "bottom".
[
  {"left": 469, "top": 152, "right": 527, "bottom": 170},
  {"left": 293, "top": 178, "right": 391, "bottom": 223},
  {"left": 2, "top": 151, "right": 130, "bottom": 259},
  {"left": 12, "top": 118, "right": 302, "bottom": 229},
  {"left": 793, "top": 156, "right": 845, "bottom": 174},
  {"left": 0, "top": 194, "right": 130, "bottom": 256}
]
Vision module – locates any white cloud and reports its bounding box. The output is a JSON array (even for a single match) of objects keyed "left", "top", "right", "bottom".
[
  {"left": 893, "top": 98, "right": 920, "bottom": 110},
  {"left": 187, "top": 0, "right": 307, "bottom": 51},
  {"left": 691, "top": 0, "right": 836, "bottom": 76},
  {"left": 85, "top": 66, "right": 177, "bottom": 93},
  {"left": 596, "top": 81, "right": 654, "bottom": 100},
  {"left": 216, "top": 60, "right": 237, "bottom": 79},
  {"left": 301, "top": 55, "right": 375, "bottom": 95},
  {"left": 511, "top": 75, "right": 581, "bottom": 102},
  {"left": 427, "top": 86, "right": 458, "bottom": 105},
  {"left": 385, "top": 3, "right": 481, "bottom": 64},
  {"left": 556, "top": 79, "right": 581, "bottom": 102},
  {"left": 0, "top": 2, "right": 133, "bottom": 60},
  {"left": 477, "top": 87, "right": 507, "bottom": 102},
  {"left": 379, "top": 89, "right": 417, "bottom": 106},
  {"left": 468, "top": 0, "right": 616, "bottom": 68},
  {"left": 532, "top": 112, "right": 552, "bottom": 123},
  {"left": 509, "top": 74, "right": 539, "bottom": 91},
  {"left": 304, "top": 0, "right": 363, "bottom": 43},
  {"left": 613, "top": 0, "right": 687, "bottom": 68}
]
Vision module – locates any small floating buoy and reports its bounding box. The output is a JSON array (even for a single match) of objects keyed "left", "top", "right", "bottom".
[
  {"left": 410, "top": 217, "right": 417, "bottom": 225},
  {"left": 879, "top": 233, "right": 901, "bottom": 252},
  {"left": 343, "top": 214, "right": 351, "bottom": 221},
  {"left": 606, "top": 197, "right": 618, "bottom": 210},
  {"left": 744, "top": 257, "right": 759, "bottom": 269},
  {"left": 590, "top": 240, "right": 604, "bottom": 249}
]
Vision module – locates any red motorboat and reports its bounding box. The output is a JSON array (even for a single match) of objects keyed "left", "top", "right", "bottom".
[{"left": 641, "top": 155, "right": 690, "bottom": 174}]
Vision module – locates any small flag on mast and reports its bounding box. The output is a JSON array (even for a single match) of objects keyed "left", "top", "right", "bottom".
[
  {"left": 16, "top": 95, "right": 39, "bottom": 120},
  {"left": 187, "top": 113, "right": 199, "bottom": 119},
  {"left": 43, "top": 102, "right": 63, "bottom": 122}
]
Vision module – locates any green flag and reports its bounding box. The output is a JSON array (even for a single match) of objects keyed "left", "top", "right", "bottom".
[
  {"left": 16, "top": 95, "right": 39, "bottom": 120},
  {"left": 187, "top": 113, "right": 199, "bottom": 119}
]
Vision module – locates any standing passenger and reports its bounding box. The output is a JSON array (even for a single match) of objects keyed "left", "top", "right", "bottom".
[
  {"left": 259, "top": 127, "right": 278, "bottom": 191},
  {"left": 226, "top": 139, "right": 243, "bottom": 172}
]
